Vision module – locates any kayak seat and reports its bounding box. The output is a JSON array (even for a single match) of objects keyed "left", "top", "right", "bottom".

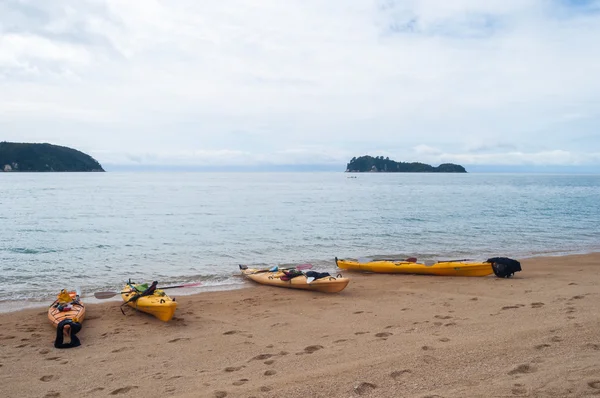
[{"left": 424, "top": 260, "right": 436, "bottom": 266}]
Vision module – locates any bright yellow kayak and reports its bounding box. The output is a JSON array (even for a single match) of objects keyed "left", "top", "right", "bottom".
[
  {"left": 239, "top": 265, "right": 350, "bottom": 293},
  {"left": 335, "top": 257, "right": 494, "bottom": 277},
  {"left": 121, "top": 282, "right": 177, "bottom": 322}
]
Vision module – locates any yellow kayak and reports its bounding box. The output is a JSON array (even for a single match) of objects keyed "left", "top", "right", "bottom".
[
  {"left": 335, "top": 257, "right": 494, "bottom": 277},
  {"left": 239, "top": 265, "right": 350, "bottom": 293},
  {"left": 121, "top": 282, "right": 177, "bottom": 322}
]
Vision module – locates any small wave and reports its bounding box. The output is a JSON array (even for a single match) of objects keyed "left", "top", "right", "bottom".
[{"left": 5, "top": 247, "right": 59, "bottom": 254}]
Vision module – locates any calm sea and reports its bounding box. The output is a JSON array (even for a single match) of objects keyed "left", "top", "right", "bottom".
[{"left": 1, "top": 172, "right": 599, "bottom": 309}]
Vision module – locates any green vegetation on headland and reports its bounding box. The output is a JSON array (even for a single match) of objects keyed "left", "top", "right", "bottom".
[
  {"left": 0, "top": 142, "right": 104, "bottom": 172},
  {"left": 346, "top": 155, "right": 467, "bottom": 173}
]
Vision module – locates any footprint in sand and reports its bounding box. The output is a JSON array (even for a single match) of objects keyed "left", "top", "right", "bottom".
[
  {"left": 334, "top": 339, "right": 347, "bottom": 343},
  {"left": 223, "top": 330, "right": 240, "bottom": 335},
  {"left": 531, "top": 302, "right": 544, "bottom": 308},
  {"left": 264, "top": 370, "right": 277, "bottom": 376},
  {"left": 44, "top": 392, "right": 60, "bottom": 397},
  {"left": 168, "top": 337, "right": 190, "bottom": 343},
  {"left": 303, "top": 345, "right": 323, "bottom": 354},
  {"left": 111, "top": 347, "right": 130, "bottom": 353},
  {"left": 353, "top": 311, "right": 364, "bottom": 314},
  {"left": 232, "top": 379, "right": 249, "bottom": 386},
  {"left": 264, "top": 360, "right": 275, "bottom": 365},
  {"left": 439, "top": 338, "right": 450, "bottom": 343},
  {"left": 214, "top": 391, "right": 228, "bottom": 398},
  {"left": 434, "top": 315, "right": 452, "bottom": 319},
  {"left": 251, "top": 354, "right": 273, "bottom": 361},
  {"left": 39, "top": 349, "right": 50, "bottom": 355},
  {"left": 40, "top": 375, "right": 55, "bottom": 382},
  {"left": 260, "top": 386, "right": 272, "bottom": 392},
  {"left": 355, "top": 331, "right": 369, "bottom": 335},
  {"left": 571, "top": 295, "right": 585, "bottom": 300},
  {"left": 110, "top": 386, "right": 139, "bottom": 395},
  {"left": 502, "top": 306, "right": 521, "bottom": 310},
  {"left": 421, "top": 355, "right": 437, "bottom": 364},
  {"left": 534, "top": 344, "right": 551, "bottom": 350},
  {"left": 585, "top": 343, "right": 600, "bottom": 351},
  {"left": 512, "top": 383, "right": 527, "bottom": 395},
  {"left": 390, "top": 370, "right": 411, "bottom": 380},
  {"left": 508, "top": 364, "right": 536, "bottom": 375},
  {"left": 353, "top": 382, "right": 377, "bottom": 395},
  {"left": 551, "top": 336, "right": 563, "bottom": 342},
  {"left": 588, "top": 381, "right": 600, "bottom": 389},
  {"left": 375, "top": 332, "right": 392, "bottom": 338}
]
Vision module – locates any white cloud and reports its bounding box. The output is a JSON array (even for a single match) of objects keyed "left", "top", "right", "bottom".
[{"left": 1, "top": 0, "right": 599, "bottom": 169}]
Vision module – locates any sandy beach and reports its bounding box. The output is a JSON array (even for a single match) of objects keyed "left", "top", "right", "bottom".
[{"left": 1, "top": 253, "right": 599, "bottom": 398}]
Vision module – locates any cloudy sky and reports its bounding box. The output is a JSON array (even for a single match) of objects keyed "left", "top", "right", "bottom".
[{"left": 1, "top": 0, "right": 599, "bottom": 171}]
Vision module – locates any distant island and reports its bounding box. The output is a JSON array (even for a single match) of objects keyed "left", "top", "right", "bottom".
[
  {"left": 0, "top": 142, "right": 105, "bottom": 172},
  {"left": 346, "top": 155, "right": 466, "bottom": 173}
]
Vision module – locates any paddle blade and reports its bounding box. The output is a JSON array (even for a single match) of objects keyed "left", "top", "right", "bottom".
[
  {"left": 306, "top": 277, "right": 315, "bottom": 284},
  {"left": 94, "top": 291, "right": 119, "bottom": 299}
]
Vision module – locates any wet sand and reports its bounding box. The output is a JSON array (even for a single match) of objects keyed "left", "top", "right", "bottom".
[{"left": 1, "top": 253, "right": 599, "bottom": 397}]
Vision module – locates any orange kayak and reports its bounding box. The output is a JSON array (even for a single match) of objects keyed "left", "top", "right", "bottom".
[
  {"left": 239, "top": 265, "right": 349, "bottom": 293},
  {"left": 48, "top": 289, "right": 86, "bottom": 327}
]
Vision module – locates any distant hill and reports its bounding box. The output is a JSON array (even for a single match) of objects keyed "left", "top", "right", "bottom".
[
  {"left": 346, "top": 155, "right": 466, "bottom": 173},
  {"left": 0, "top": 142, "right": 104, "bottom": 172}
]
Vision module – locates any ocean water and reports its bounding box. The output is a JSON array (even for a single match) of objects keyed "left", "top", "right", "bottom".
[{"left": 1, "top": 172, "right": 599, "bottom": 308}]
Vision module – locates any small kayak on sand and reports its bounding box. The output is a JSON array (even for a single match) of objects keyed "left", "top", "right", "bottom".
[
  {"left": 239, "top": 264, "right": 350, "bottom": 293},
  {"left": 121, "top": 280, "right": 178, "bottom": 322},
  {"left": 48, "top": 289, "right": 85, "bottom": 348}
]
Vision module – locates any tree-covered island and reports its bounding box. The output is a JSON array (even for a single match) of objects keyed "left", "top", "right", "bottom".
[
  {"left": 346, "top": 155, "right": 466, "bottom": 173},
  {"left": 0, "top": 142, "right": 105, "bottom": 172}
]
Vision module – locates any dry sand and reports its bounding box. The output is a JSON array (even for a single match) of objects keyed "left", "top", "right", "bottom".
[{"left": 1, "top": 253, "right": 599, "bottom": 398}]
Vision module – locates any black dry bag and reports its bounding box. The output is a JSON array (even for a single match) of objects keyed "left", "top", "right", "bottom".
[{"left": 486, "top": 257, "right": 522, "bottom": 278}]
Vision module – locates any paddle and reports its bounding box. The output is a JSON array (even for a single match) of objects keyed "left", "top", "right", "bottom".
[{"left": 93, "top": 282, "right": 203, "bottom": 299}]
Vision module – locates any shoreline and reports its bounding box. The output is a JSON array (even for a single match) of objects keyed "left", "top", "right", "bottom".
[
  {"left": 2, "top": 252, "right": 599, "bottom": 397},
  {"left": 2, "top": 249, "right": 600, "bottom": 313}
]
